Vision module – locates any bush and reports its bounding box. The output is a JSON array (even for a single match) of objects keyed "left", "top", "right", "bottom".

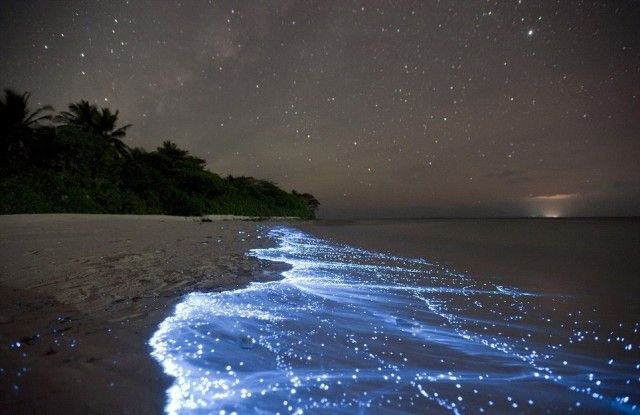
[{"left": 1, "top": 90, "right": 319, "bottom": 218}]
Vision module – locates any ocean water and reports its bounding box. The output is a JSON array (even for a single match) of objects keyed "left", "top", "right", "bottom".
[{"left": 150, "top": 226, "right": 639, "bottom": 414}]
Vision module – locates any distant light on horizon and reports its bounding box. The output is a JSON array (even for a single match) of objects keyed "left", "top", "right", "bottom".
[
  {"left": 530, "top": 193, "right": 577, "bottom": 201},
  {"left": 1, "top": 1, "right": 638, "bottom": 218},
  {"left": 529, "top": 203, "right": 567, "bottom": 218}
]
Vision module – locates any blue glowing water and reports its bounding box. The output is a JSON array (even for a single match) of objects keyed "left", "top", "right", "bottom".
[{"left": 150, "top": 227, "right": 639, "bottom": 414}]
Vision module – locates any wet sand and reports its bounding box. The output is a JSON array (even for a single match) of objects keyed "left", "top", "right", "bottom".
[
  {"left": 0, "top": 214, "right": 292, "bottom": 414},
  {"left": 148, "top": 223, "right": 640, "bottom": 413},
  {"left": 3, "top": 216, "right": 638, "bottom": 413}
]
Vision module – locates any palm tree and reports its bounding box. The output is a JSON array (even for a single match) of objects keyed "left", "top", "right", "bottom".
[
  {"left": 93, "top": 107, "right": 132, "bottom": 157},
  {"left": 0, "top": 89, "right": 53, "bottom": 167},
  {"left": 56, "top": 101, "right": 132, "bottom": 157},
  {"left": 55, "top": 100, "right": 95, "bottom": 132}
]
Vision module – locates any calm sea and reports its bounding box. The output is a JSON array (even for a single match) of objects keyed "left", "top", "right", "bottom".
[{"left": 150, "top": 219, "right": 640, "bottom": 414}]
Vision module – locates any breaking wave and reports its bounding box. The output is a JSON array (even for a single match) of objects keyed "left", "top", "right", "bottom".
[{"left": 150, "top": 227, "right": 639, "bottom": 414}]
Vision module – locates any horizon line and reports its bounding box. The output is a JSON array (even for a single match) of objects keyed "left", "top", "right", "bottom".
[{"left": 316, "top": 215, "right": 640, "bottom": 221}]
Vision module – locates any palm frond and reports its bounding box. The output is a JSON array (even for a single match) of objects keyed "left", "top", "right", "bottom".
[
  {"left": 110, "top": 124, "right": 132, "bottom": 138},
  {"left": 24, "top": 105, "right": 54, "bottom": 125}
]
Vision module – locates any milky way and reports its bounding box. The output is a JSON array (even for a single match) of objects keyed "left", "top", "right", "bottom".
[{"left": 1, "top": 1, "right": 639, "bottom": 217}]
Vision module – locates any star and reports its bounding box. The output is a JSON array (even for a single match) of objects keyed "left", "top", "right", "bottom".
[{"left": 0, "top": 1, "right": 637, "bottom": 218}]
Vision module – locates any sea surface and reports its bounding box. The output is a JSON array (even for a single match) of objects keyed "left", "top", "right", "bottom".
[{"left": 150, "top": 220, "right": 640, "bottom": 414}]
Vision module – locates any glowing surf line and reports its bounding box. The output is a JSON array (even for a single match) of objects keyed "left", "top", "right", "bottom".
[{"left": 150, "top": 226, "right": 639, "bottom": 414}]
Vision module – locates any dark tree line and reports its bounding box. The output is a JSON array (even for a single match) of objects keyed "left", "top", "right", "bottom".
[{"left": 0, "top": 88, "right": 319, "bottom": 218}]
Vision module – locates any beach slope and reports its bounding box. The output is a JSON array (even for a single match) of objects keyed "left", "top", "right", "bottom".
[{"left": 0, "top": 214, "right": 287, "bottom": 414}]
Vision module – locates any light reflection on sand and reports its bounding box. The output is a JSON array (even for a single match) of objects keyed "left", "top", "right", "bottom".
[{"left": 150, "top": 227, "right": 639, "bottom": 414}]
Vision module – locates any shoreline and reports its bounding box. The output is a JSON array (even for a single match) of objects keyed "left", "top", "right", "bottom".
[
  {"left": 3, "top": 215, "right": 638, "bottom": 413},
  {"left": 0, "top": 214, "right": 292, "bottom": 414},
  {"left": 1, "top": 213, "right": 303, "bottom": 222}
]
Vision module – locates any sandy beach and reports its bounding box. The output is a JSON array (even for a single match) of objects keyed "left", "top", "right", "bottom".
[
  {"left": 2, "top": 216, "right": 639, "bottom": 414},
  {"left": 0, "top": 214, "right": 292, "bottom": 414}
]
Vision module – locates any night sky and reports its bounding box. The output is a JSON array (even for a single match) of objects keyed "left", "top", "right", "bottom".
[{"left": 1, "top": 1, "right": 639, "bottom": 218}]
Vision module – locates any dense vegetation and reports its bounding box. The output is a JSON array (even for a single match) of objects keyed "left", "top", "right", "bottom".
[{"left": 0, "top": 89, "right": 319, "bottom": 218}]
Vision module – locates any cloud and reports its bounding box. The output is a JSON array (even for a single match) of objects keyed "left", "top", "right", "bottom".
[{"left": 529, "top": 193, "right": 579, "bottom": 201}]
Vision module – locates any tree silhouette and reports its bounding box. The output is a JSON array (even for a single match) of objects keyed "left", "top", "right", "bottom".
[
  {"left": 55, "top": 100, "right": 94, "bottom": 131},
  {"left": 93, "top": 107, "right": 132, "bottom": 157},
  {"left": 0, "top": 89, "right": 53, "bottom": 168},
  {"left": 157, "top": 140, "right": 206, "bottom": 169},
  {"left": 301, "top": 192, "right": 320, "bottom": 213},
  {"left": 56, "top": 101, "right": 132, "bottom": 157},
  {"left": 1, "top": 87, "right": 319, "bottom": 218},
  {"left": 292, "top": 190, "right": 320, "bottom": 214}
]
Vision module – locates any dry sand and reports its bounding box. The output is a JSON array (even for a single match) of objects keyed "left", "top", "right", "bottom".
[{"left": 0, "top": 214, "right": 293, "bottom": 414}]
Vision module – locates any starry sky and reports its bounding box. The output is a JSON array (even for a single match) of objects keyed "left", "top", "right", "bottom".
[{"left": 1, "top": 0, "right": 639, "bottom": 218}]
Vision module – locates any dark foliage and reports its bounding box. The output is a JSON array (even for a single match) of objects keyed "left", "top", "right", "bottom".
[
  {"left": 55, "top": 100, "right": 131, "bottom": 157},
  {"left": 0, "top": 90, "right": 319, "bottom": 218}
]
